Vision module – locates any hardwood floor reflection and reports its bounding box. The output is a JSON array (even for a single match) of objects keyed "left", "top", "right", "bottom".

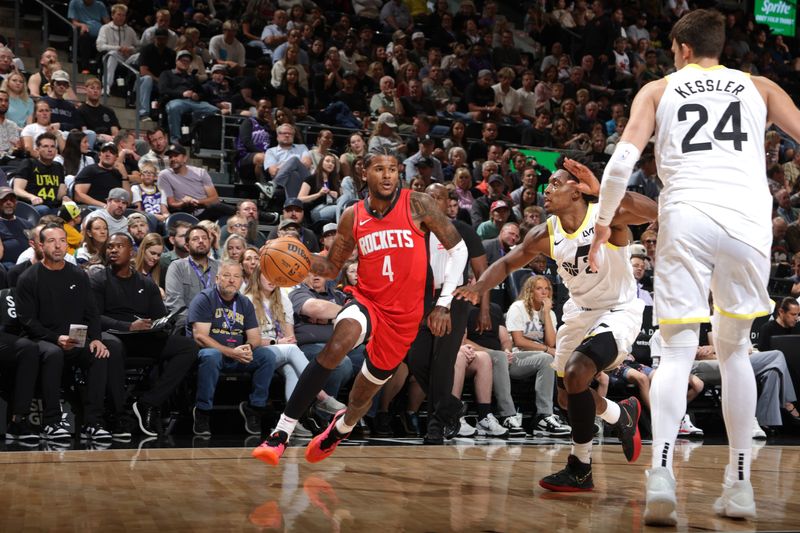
[{"left": 1, "top": 441, "right": 798, "bottom": 531}]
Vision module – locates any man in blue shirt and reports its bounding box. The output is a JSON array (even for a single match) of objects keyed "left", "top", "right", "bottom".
[
  {"left": 188, "top": 259, "right": 277, "bottom": 436},
  {"left": 68, "top": 0, "right": 109, "bottom": 72},
  {"left": 0, "top": 187, "right": 32, "bottom": 268}
]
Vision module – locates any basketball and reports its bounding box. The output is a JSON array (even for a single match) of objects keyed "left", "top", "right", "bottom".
[{"left": 260, "top": 237, "right": 312, "bottom": 287}]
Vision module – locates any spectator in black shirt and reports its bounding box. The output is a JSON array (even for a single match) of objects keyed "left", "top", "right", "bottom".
[
  {"left": 42, "top": 70, "right": 95, "bottom": 147},
  {"left": 137, "top": 28, "right": 176, "bottom": 120},
  {"left": 159, "top": 50, "right": 220, "bottom": 144},
  {"left": 12, "top": 133, "right": 68, "bottom": 216},
  {"left": 521, "top": 110, "right": 554, "bottom": 148},
  {"left": 74, "top": 142, "right": 129, "bottom": 207},
  {"left": 236, "top": 59, "right": 276, "bottom": 114},
  {"left": 91, "top": 233, "right": 197, "bottom": 436},
  {"left": 467, "top": 121, "right": 499, "bottom": 164},
  {"left": 77, "top": 78, "right": 120, "bottom": 143},
  {"left": 16, "top": 224, "right": 125, "bottom": 441},
  {"left": 0, "top": 187, "right": 32, "bottom": 267},
  {"left": 758, "top": 297, "right": 800, "bottom": 352},
  {"left": 462, "top": 69, "right": 500, "bottom": 121}
]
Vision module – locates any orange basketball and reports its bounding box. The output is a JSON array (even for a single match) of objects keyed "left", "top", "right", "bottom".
[{"left": 260, "top": 237, "right": 312, "bottom": 287}]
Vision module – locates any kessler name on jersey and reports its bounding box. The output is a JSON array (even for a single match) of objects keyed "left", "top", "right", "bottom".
[
  {"left": 358, "top": 229, "right": 415, "bottom": 256},
  {"left": 673, "top": 78, "right": 745, "bottom": 99}
]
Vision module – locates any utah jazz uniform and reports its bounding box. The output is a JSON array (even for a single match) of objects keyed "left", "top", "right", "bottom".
[
  {"left": 654, "top": 65, "right": 771, "bottom": 324},
  {"left": 547, "top": 202, "right": 644, "bottom": 375}
]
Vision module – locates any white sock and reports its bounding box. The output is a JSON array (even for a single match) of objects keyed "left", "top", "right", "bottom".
[
  {"left": 571, "top": 440, "right": 592, "bottom": 464},
  {"left": 650, "top": 325, "right": 698, "bottom": 475},
  {"left": 335, "top": 415, "right": 355, "bottom": 435},
  {"left": 598, "top": 400, "right": 620, "bottom": 424},
  {"left": 275, "top": 414, "right": 298, "bottom": 437},
  {"left": 725, "top": 448, "right": 752, "bottom": 486}
]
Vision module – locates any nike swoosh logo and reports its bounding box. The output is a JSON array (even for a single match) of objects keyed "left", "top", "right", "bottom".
[
  {"left": 622, "top": 410, "right": 633, "bottom": 429},
  {"left": 610, "top": 309, "right": 623, "bottom": 313},
  {"left": 575, "top": 470, "right": 592, "bottom": 483},
  {"left": 359, "top": 218, "right": 372, "bottom": 226},
  {"left": 553, "top": 239, "right": 564, "bottom": 246}
]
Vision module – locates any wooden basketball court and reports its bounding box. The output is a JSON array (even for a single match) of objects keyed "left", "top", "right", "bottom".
[{"left": 1, "top": 441, "right": 798, "bottom": 531}]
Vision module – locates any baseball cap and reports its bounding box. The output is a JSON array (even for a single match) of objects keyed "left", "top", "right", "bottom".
[
  {"left": 154, "top": 28, "right": 169, "bottom": 38},
  {"left": 51, "top": 70, "right": 70, "bottom": 83},
  {"left": 211, "top": 64, "right": 227, "bottom": 73},
  {"left": 176, "top": 50, "right": 193, "bottom": 61},
  {"left": 165, "top": 143, "right": 187, "bottom": 156},
  {"left": 412, "top": 31, "right": 425, "bottom": 41},
  {"left": 278, "top": 218, "right": 301, "bottom": 230},
  {"left": 377, "top": 112, "right": 398, "bottom": 128},
  {"left": 107, "top": 188, "right": 131, "bottom": 203},
  {"left": 322, "top": 222, "right": 338, "bottom": 235},
  {"left": 415, "top": 157, "right": 434, "bottom": 168},
  {"left": 392, "top": 30, "right": 407, "bottom": 41},
  {"left": 478, "top": 69, "right": 493, "bottom": 79},
  {"left": 127, "top": 212, "right": 147, "bottom": 225},
  {"left": 490, "top": 200, "right": 509, "bottom": 212},
  {"left": 99, "top": 141, "right": 118, "bottom": 154},
  {"left": 420, "top": 134, "right": 434, "bottom": 145},
  {"left": 630, "top": 243, "right": 648, "bottom": 258},
  {"left": 488, "top": 174, "right": 504, "bottom": 185},
  {"left": 342, "top": 70, "right": 358, "bottom": 79},
  {"left": 283, "top": 197, "right": 303, "bottom": 210},
  {"left": 58, "top": 201, "right": 81, "bottom": 222},
  {"left": 0, "top": 186, "right": 15, "bottom": 200}
]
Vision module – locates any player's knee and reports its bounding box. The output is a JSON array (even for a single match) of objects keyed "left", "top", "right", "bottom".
[
  {"left": 563, "top": 354, "right": 595, "bottom": 393},
  {"left": 660, "top": 322, "right": 701, "bottom": 348},
  {"left": 711, "top": 314, "right": 752, "bottom": 346}
]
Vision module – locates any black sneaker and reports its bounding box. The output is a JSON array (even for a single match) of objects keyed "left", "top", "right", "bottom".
[
  {"left": 423, "top": 418, "right": 444, "bottom": 445},
  {"left": 41, "top": 419, "right": 72, "bottom": 440},
  {"left": 373, "top": 411, "right": 393, "bottom": 437},
  {"left": 111, "top": 414, "right": 134, "bottom": 441},
  {"left": 239, "top": 402, "right": 262, "bottom": 436},
  {"left": 133, "top": 401, "right": 163, "bottom": 437},
  {"left": 6, "top": 417, "right": 39, "bottom": 443},
  {"left": 193, "top": 407, "right": 211, "bottom": 436},
  {"left": 401, "top": 412, "right": 421, "bottom": 437},
  {"left": 613, "top": 397, "right": 642, "bottom": 463},
  {"left": 539, "top": 455, "right": 594, "bottom": 492},
  {"left": 80, "top": 423, "right": 112, "bottom": 441}
]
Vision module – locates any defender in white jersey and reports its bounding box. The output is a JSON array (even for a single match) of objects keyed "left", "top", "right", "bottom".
[
  {"left": 455, "top": 158, "right": 657, "bottom": 492},
  {"left": 589, "top": 9, "right": 800, "bottom": 526}
]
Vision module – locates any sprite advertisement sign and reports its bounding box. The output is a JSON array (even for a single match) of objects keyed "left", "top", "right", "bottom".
[{"left": 754, "top": 0, "right": 796, "bottom": 37}]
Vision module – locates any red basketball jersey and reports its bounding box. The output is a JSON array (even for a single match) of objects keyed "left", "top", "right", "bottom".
[{"left": 349, "top": 188, "right": 429, "bottom": 370}]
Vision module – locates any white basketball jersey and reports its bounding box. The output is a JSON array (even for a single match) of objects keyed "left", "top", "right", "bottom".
[
  {"left": 546, "top": 203, "right": 636, "bottom": 309},
  {"left": 654, "top": 64, "right": 771, "bottom": 254}
]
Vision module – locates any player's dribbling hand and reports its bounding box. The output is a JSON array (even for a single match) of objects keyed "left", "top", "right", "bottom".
[
  {"left": 588, "top": 224, "right": 611, "bottom": 273},
  {"left": 428, "top": 306, "right": 451, "bottom": 337}
]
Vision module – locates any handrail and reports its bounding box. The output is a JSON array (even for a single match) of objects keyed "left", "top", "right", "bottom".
[
  {"left": 31, "top": 0, "right": 79, "bottom": 86},
  {"left": 102, "top": 57, "right": 141, "bottom": 135}
]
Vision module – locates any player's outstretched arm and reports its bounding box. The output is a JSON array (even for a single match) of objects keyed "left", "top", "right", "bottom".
[
  {"left": 310, "top": 207, "right": 356, "bottom": 280},
  {"left": 612, "top": 191, "right": 659, "bottom": 227},
  {"left": 454, "top": 223, "right": 550, "bottom": 305},
  {"left": 754, "top": 76, "right": 800, "bottom": 146}
]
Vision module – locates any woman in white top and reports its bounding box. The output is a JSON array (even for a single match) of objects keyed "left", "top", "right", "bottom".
[
  {"left": 245, "top": 266, "right": 345, "bottom": 435},
  {"left": 21, "top": 101, "right": 65, "bottom": 156},
  {"left": 271, "top": 44, "right": 308, "bottom": 90}
]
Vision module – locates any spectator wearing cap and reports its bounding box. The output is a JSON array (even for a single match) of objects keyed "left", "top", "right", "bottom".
[
  {"left": 137, "top": 27, "right": 176, "bottom": 121},
  {"left": 476, "top": 199, "right": 511, "bottom": 239},
  {"left": 409, "top": 31, "right": 427, "bottom": 65},
  {"left": 73, "top": 142, "right": 128, "bottom": 207},
  {"left": 380, "top": 0, "right": 414, "bottom": 33},
  {"left": 0, "top": 187, "right": 32, "bottom": 267},
  {"left": 67, "top": 0, "right": 109, "bottom": 72},
  {"left": 262, "top": 123, "right": 312, "bottom": 199},
  {"left": 367, "top": 113, "right": 407, "bottom": 158},
  {"left": 319, "top": 222, "right": 338, "bottom": 255},
  {"left": 471, "top": 173, "right": 512, "bottom": 227},
  {"left": 127, "top": 212, "right": 149, "bottom": 249},
  {"left": 41, "top": 70, "right": 96, "bottom": 149},
  {"left": 462, "top": 69, "right": 501, "bottom": 122},
  {"left": 83, "top": 188, "right": 131, "bottom": 236},
  {"left": 12, "top": 132, "right": 68, "bottom": 216},
  {"left": 275, "top": 217, "right": 302, "bottom": 240},
  {"left": 404, "top": 135, "right": 443, "bottom": 182},
  {"left": 59, "top": 202, "right": 83, "bottom": 254},
  {"left": 326, "top": 70, "right": 369, "bottom": 128},
  {"left": 202, "top": 65, "right": 235, "bottom": 114},
  {"left": 157, "top": 143, "right": 236, "bottom": 221},
  {"left": 208, "top": 20, "right": 246, "bottom": 77},
  {"left": 96, "top": 4, "right": 138, "bottom": 96},
  {"left": 266, "top": 198, "right": 320, "bottom": 252},
  {"left": 158, "top": 50, "right": 221, "bottom": 143}
]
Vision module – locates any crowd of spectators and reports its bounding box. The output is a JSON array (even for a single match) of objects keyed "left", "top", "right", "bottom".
[{"left": 0, "top": 0, "right": 799, "bottom": 443}]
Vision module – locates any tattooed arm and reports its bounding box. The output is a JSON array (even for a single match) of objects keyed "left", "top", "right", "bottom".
[
  {"left": 309, "top": 207, "right": 357, "bottom": 280},
  {"left": 410, "top": 192, "right": 468, "bottom": 336}
]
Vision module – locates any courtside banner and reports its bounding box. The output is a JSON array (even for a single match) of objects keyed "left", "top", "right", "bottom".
[{"left": 754, "top": 0, "right": 796, "bottom": 37}]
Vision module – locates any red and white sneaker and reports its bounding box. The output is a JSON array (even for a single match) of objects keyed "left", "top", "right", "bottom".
[
  {"left": 614, "top": 397, "right": 642, "bottom": 463},
  {"left": 305, "top": 409, "right": 350, "bottom": 463},
  {"left": 252, "top": 430, "right": 289, "bottom": 466}
]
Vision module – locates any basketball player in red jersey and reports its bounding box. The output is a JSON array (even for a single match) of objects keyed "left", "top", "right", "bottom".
[{"left": 253, "top": 148, "right": 468, "bottom": 465}]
